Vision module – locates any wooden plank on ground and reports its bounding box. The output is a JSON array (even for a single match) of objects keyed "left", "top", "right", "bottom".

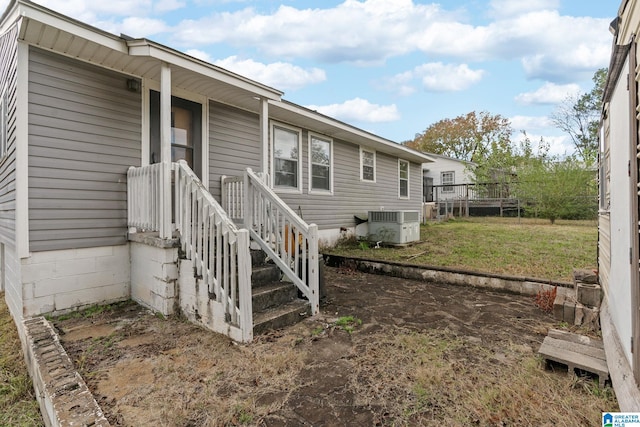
[
  {"left": 547, "top": 328, "right": 604, "bottom": 349},
  {"left": 539, "top": 335, "right": 609, "bottom": 387},
  {"left": 542, "top": 337, "right": 606, "bottom": 361}
]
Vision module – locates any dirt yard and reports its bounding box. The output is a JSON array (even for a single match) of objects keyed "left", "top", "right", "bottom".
[{"left": 53, "top": 266, "right": 617, "bottom": 426}]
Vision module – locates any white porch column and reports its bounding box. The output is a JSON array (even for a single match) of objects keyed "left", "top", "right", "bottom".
[
  {"left": 260, "top": 98, "right": 269, "bottom": 176},
  {"left": 160, "top": 63, "right": 172, "bottom": 239}
]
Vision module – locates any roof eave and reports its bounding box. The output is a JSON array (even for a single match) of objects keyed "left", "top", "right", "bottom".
[
  {"left": 127, "top": 39, "right": 282, "bottom": 101},
  {"left": 269, "top": 100, "right": 433, "bottom": 163}
]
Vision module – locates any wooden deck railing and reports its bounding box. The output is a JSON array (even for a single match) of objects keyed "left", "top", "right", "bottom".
[{"left": 424, "top": 182, "right": 513, "bottom": 203}]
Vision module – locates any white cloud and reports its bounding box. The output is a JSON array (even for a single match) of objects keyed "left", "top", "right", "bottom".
[
  {"left": 119, "top": 17, "right": 170, "bottom": 37},
  {"left": 509, "top": 115, "right": 554, "bottom": 131},
  {"left": 185, "top": 49, "right": 213, "bottom": 62},
  {"left": 382, "top": 63, "right": 484, "bottom": 94},
  {"left": 155, "top": 0, "right": 186, "bottom": 13},
  {"left": 153, "top": 0, "right": 187, "bottom": 13},
  {"left": 488, "top": 0, "right": 559, "bottom": 18},
  {"left": 168, "top": 1, "right": 609, "bottom": 83},
  {"left": 25, "top": 0, "right": 609, "bottom": 86},
  {"left": 34, "top": 0, "right": 152, "bottom": 22},
  {"left": 417, "top": 63, "right": 484, "bottom": 92},
  {"left": 412, "top": 10, "right": 610, "bottom": 80},
  {"left": 305, "top": 98, "right": 400, "bottom": 123},
  {"left": 514, "top": 132, "right": 573, "bottom": 157},
  {"left": 515, "top": 82, "right": 581, "bottom": 105},
  {"left": 378, "top": 70, "right": 416, "bottom": 96},
  {"left": 172, "top": 1, "right": 445, "bottom": 63},
  {"left": 213, "top": 56, "right": 326, "bottom": 90}
]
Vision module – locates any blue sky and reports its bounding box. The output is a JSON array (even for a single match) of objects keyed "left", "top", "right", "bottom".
[{"left": 2, "top": 0, "right": 615, "bottom": 156}]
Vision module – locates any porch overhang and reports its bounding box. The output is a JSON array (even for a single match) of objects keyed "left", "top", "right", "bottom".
[{"left": 6, "top": 0, "right": 282, "bottom": 114}]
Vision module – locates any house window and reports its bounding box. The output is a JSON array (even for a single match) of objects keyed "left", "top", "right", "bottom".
[
  {"left": 399, "top": 159, "right": 409, "bottom": 198},
  {"left": 272, "top": 123, "right": 301, "bottom": 190},
  {"left": 0, "top": 91, "right": 7, "bottom": 159},
  {"left": 441, "top": 171, "right": 454, "bottom": 192},
  {"left": 361, "top": 148, "right": 376, "bottom": 182},
  {"left": 309, "top": 134, "right": 332, "bottom": 192}
]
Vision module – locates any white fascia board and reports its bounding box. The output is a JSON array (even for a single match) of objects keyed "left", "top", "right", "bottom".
[
  {"left": 269, "top": 100, "right": 434, "bottom": 164},
  {"left": 128, "top": 40, "right": 283, "bottom": 101},
  {"left": 0, "top": 2, "right": 20, "bottom": 34},
  {"left": 15, "top": 1, "right": 127, "bottom": 53}
]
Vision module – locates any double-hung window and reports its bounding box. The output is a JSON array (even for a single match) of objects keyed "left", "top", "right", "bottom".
[
  {"left": 272, "top": 123, "right": 301, "bottom": 191},
  {"left": 361, "top": 148, "right": 376, "bottom": 182},
  {"left": 309, "top": 134, "right": 332, "bottom": 192},
  {"left": 399, "top": 159, "right": 409, "bottom": 198},
  {"left": 441, "top": 171, "right": 454, "bottom": 192}
]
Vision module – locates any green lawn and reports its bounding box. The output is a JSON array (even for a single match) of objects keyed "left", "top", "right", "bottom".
[{"left": 328, "top": 217, "right": 597, "bottom": 283}]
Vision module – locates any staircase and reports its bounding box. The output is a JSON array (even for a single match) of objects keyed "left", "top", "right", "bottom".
[
  {"left": 127, "top": 161, "right": 319, "bottom": 343},
  {"left": 250, "top": 249, "right": 311, "bottom": 334}
]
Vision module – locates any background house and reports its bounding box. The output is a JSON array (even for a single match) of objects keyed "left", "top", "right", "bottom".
[
  {"left": 422, "top": 153, "right": 476, "bottom": 202},
  {"left": 598, "top": 0, "right": 640, "bottom": 409}
]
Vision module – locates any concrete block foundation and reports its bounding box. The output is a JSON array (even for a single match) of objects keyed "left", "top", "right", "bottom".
[{"left": 129, "top": 233, "right": 180, "bottom": 316}]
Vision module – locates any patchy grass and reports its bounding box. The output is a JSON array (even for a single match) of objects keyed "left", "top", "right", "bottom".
[
  {"left": 0, "top": 294, "right": 43, "bottom": 427},
  {"left": 47, "top": 300, "right": 130, "bottom": 322},
  {"left": 329, "top": 217, "right": 597, "bottom": 282},
  {"left": 334, "top": 315, "right": 362, "bottom": 334},
  {"left": 351, "top": 327, "right": 616, "bottom": 425}
]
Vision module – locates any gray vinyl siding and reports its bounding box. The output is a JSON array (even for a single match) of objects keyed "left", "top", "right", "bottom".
[
  {"left": 0, "top": 25, "right": 19, "bottom": 321},
  {"left": 277, "top": 130, "right": 423, "bottom": 229},
  {"left": 207, "top": 103, "right": 422, "bottom": 229},
  {"left": 0, "top": 24, "right": 18, "bottom": 249},
  {"left": 208, "top": 101, "right": 261, "bottom": 199},
  {"left": 28, "top": 48, "right": 141, "bottom": 252}
]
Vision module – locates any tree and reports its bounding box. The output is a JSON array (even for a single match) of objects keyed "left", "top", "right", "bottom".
[
  {"left": 551, "top": 68, "right": 607, "bottom": 166},
  {"left": 514, "top": 155, "right": 597, "bottom": 224},
  {"left": 406, "top": 111, "right": 513, "bottom": 163}
]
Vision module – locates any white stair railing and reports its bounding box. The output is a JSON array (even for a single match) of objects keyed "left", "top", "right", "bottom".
[
  {"left": 127, "top": 163, "right": 166, "bottom": 231},
  {"left": 128, "top": 161, "right": 253, "bottom": 342},
  {"left": 174, "top": 160, "right": 252, "bottom": 341},
  {"left": 243, "top": 168, "right": 320, "bottom": 315},
  {"left": 220, "top": 175, "right": 244, "bottom": 221}
]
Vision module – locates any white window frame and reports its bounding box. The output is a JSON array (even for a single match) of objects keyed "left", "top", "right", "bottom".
[
  {"left": 441, "top": 171, "right": 455, "bottom": 193},
  {"left": 271, "top": 121, "right": 302, "bottom": 193},
  {"left": 360, "top": 147, "right": 376, "bottom": 182},
  {"left": 398, "top": 159, "right": 410, "bottom": 199},
  {"left": 308, "top": 133, "right": 333, "bottom": 194}
]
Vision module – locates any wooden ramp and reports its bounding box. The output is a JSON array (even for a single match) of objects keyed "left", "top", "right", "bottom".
[{"left": 538, "top": 329, "right": 609, "bottom": 387}]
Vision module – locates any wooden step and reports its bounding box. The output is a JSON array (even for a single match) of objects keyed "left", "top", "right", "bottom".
[
  {"left": 253, "top": 299, "right": 310, "bottom": 335},
  {"left": 538, "top": 329, "right": 609, "bottom": 387}
]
